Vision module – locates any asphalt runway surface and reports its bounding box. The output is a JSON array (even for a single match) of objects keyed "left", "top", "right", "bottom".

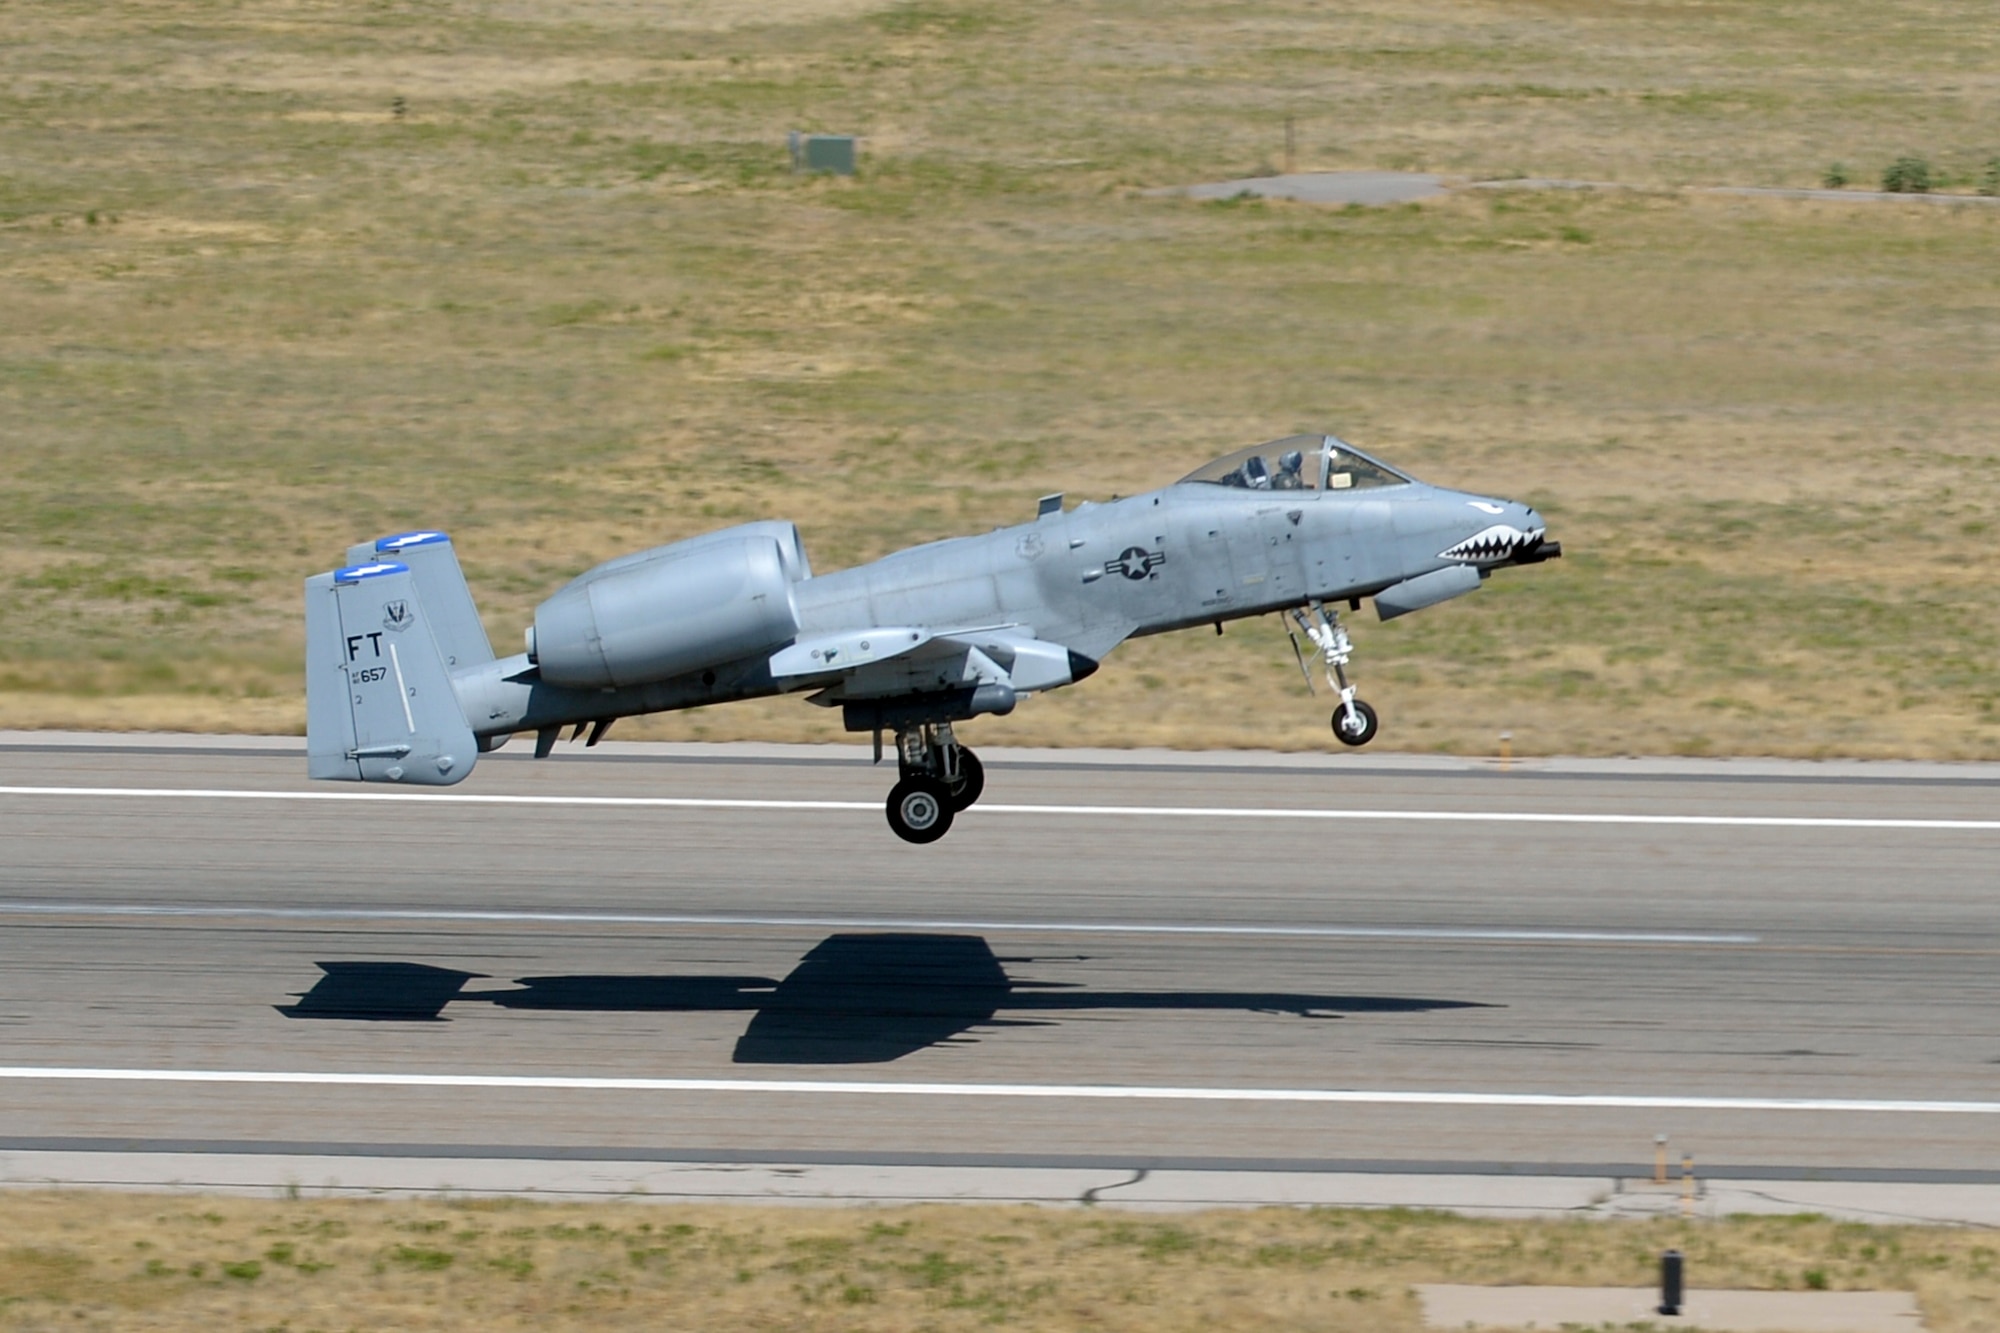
[{"left": 1, "top": 737, "right": 1997, "bottom": 1205}]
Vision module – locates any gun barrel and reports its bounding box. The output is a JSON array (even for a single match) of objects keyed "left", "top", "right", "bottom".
[{"left": 1512, "top": 539, "right": 1562, "bottom": 565}]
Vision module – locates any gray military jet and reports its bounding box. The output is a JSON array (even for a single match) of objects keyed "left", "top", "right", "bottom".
[{"left": 305, "top": 434, "right": 1558, "bottom": 841}]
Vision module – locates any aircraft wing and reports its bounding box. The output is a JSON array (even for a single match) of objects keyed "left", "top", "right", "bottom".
[
  {"left": 772, "top": 624, "right": 1092, "bottom": 699},
  {"left": 768, "top": 626, "right": 937, "bottom": 680}
]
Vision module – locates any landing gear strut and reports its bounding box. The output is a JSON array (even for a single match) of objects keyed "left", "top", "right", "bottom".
[
  {"left": 1289, "top": 600, "right": 1380, "bottom": 747},
  {"left": 883, "top": 721, "right": 983, "bottom": 843}
]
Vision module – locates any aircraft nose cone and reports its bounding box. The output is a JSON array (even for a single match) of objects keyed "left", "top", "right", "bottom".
[
  {"left": 1512, "top": 504, "right": 1561, "bottom": 564},
  {"left": 1494, "top": 500, "right": 1543, "bottom": 541},
  {"left": 1439, "top": 496, "right": 1550, "bottom": 564}
]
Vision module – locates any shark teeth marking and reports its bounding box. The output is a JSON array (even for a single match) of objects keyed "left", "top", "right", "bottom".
[{"left": 1439, "top": 525, "right": 1544, "bottom": 563}]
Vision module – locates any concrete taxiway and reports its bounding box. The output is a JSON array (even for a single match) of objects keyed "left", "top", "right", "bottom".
[{"left": 1, "top": 735, "right": 1996, "bottom": 1218}]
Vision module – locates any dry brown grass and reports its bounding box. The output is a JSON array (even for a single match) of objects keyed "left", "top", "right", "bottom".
[
  {"left": 0, "top": 1191, "right": 1995, "bottom": 1332},
  {"left": 5, "top": 0, "right": 2000, "bottom": 756}
]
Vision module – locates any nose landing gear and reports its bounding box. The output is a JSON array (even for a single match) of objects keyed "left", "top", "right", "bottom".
[
  {"left": 884, "top": 721, "right": 984, "bottom": 843},
  {"left": 1288, "top": 601, "right": 1379, "bottom": 748},
  {"left": 1331, "top": 697, "right": 1379, "bottom": 746}
]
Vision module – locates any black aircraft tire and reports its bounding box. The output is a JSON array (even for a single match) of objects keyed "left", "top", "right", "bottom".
[
  {"left": 947, "top": 749, "right": 985, "bottom": 811},
  {"left": 886, "top": 776, "right": 955, "bottom": 844},
  {"left": 1331, "top": 699, "right": 1380, "bottom": 747}
]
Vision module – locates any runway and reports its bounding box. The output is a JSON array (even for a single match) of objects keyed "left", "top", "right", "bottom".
[{"left": 2, "top": 736, "right": 1997, "bottom": 1215}]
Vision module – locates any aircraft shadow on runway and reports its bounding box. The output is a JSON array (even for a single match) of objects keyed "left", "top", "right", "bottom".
[{"left": 276, "top": 933, "right": 1491, "bottom": 1064}]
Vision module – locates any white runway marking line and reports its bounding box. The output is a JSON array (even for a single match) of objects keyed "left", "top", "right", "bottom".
[
  {"left": 0, "top": 903, "right": 1760, "bottom": 946},
  {"left": 3, "top": 784, "right": 1999, "bottom": 832},
  {"left": 0, "top": 1067, "right": 1994, "bottom": 1115}
]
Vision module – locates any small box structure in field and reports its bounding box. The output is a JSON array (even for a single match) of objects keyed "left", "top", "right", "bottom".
[{"left": 789, "top": 131, "right": 857, "bottom": 175}]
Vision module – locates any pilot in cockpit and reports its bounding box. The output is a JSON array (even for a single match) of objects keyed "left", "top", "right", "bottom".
[{"left": 1272, "top": 449, "right": 1306, "bottom": 490}]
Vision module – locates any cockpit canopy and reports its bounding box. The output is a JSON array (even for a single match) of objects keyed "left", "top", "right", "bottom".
[{"left": 1178, "top": 435, "right": 1413, "bottom": 493}]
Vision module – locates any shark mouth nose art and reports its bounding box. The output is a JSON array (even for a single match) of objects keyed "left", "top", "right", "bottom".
[{"left": 1439, "top": 524, "right": 1545, "bottom": 563}]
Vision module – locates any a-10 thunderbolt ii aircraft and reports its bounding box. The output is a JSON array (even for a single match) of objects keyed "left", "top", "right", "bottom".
[{"left": 306, "top": 434, "right": 1559, "bottom": 842}]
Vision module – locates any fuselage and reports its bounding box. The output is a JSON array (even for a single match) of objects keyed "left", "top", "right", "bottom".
[
  {"left": 449, "top": 472, "right": 1545, "bottom": 744},
  {"left": 795, "top": 477, "right": 1542, "bottom": 656}
]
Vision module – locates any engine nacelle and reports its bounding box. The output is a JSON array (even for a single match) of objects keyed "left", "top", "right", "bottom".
[{"left": 529, "top": 522, "right": 810, "bottom": 689}]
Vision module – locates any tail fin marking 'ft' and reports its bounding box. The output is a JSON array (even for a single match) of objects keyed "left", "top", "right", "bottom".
[{"left": 305, "top": 561, "right": 476, "bottom": 785}]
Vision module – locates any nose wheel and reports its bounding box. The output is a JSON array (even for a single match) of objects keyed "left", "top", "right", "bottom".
[
  {"left": 885, "top": 722, "right": 982, "bottom": 842},
  {"left": 1289, "top": 600, "right": 1382, "bottom": 749},
  {"left": 1331, "top": 698, "right": 1379, "bottom": 747}
]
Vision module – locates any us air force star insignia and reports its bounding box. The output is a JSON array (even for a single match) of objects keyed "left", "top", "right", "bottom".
[
  {"left": 382, "top": 600, "right": 414, "bottom": 632},
  {"left": 1106, "top": 546, "right": 1165, "bottom": 580}
]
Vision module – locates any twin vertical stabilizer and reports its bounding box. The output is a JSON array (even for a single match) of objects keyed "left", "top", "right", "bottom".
[
  {"left": 306, "top": 538, "right": 480, "bottom": 786},
  {"left": 343, "top": 530, "right": 494, "bottom": 672}
]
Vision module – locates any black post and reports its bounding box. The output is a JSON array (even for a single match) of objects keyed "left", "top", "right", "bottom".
[{"left": 1658, "top": 1249, "right": 1684, "bottom": 1316}]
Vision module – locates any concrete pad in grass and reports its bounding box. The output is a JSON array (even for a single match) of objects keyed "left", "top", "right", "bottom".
[{"left": 1149, "top": 171, "right": 1445, "bottom": 205}]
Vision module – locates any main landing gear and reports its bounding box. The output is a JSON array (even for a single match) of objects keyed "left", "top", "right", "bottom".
[
  {"left": 1287, "top": 600, "right": 1380, "bottom": 748},
  {"left": 884, "top": 721, "right": 984, "bottom": 844}
]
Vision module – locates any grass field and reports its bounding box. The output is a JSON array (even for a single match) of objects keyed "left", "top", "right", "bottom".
[
  {"left": 1, "top": 1192, "right": 1997, "bottom": 1332},
  {"left": 4, "top": 0, "right": 2000, "bottom": 756}
]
